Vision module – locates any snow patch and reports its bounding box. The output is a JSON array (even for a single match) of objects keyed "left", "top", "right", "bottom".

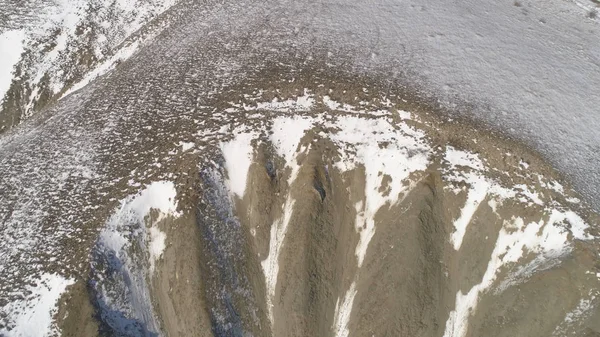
[
  {"left": 100, "top": 181, "right": 179, "bottom": 272},
  {"left": 220, "top": 131, "right": 256, "bottom": 198},
  {"left": 443, "top": 213, "right": 592, "bottom": 337},
  {"left": 332, "top": 282, "right": 357, "bottom": 337},
  {"left": 91, "top": 181, "right": 179, "bottom": 335},
  {"left": 326, "top": 116, "right": 431, "bottom": 266},
  {"left": 553, "top": 292, "right": 597, "bottom": 336},
  {"left": 260, "top": 116, "right": 316, "bottom": 322},
  {"left": 62, "top": 42, "right": 140, "bottom": 98},
  {"left": 563, "top": 296, "right": 595, "bottom": 323},
  {"left": 451, "top": 175, "right": 490, "bottom": 250},
  {"left": 441, "top": 146, "right": 593, "bottom": 336},
  {"left": 262, "top": 197, "right": 296, "bottom": 322},
  {"left": 514, "top": 184, "right": 544, "bottom": 205},
  {"left": 1, "top": 0, "right": 178, "bottom": 118},
  {"left": 0, "top": 273, "right": 74, "bottom": 337},
  {"left": 148, "top": 226, "right": 167, "bottom": 272},
  {"left": 270, "top": 115, "right": 314, "bottom": 184},
  {"left": 445, "top": 146, "right": 485, "bottom": 171},
  {"left": 246, "top": 90, "right": 315, "bottom": 112},
  {"left": 444, "top": 147, "right": 510, "bottom": 250},
  {"left": 323, "top": 95, "right": 342, "bottom": 110},
  {"left": 326, "top": 115, "right": 431, "bottom": 335},
  {"left": 179, "top": 141, "right": 194, "bottom": 152},
  {"left": 0, "top": 30, "right": 26, "bottom": 104},
  {"left": 126, "top": 181, "right": 179, "bottom": 221}
]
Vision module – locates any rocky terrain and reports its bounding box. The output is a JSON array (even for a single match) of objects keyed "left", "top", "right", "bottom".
[
  {"left": 1, "top": 66, "right": 599, "bottom": 336},
  {"left": 1, "top": 0, "right": 600, "bottom": 336},
  {"left": 0, "top": 0, "right": 179, "bottom": 133}
]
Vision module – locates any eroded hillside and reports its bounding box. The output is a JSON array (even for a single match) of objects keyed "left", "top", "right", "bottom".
[{"left": 2, "top": 71, "right": 595, "bottom": 336}]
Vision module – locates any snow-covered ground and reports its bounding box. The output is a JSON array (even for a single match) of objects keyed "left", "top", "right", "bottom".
[
  {"left": 268, "top": 0, "right": 600, "bottom": 210},
  {"left": 0, "top": 0, "right": 598, "bottom": 202},
  {"left": 0, "top": 0, "right": 178, "bottom": 128},
  {"left": 0, "top": 0, "right": 599, "bottom": 335},
  {"left": 0, "top": 273, "right": 73, "bottom": 337},
  {"left": 2, "top": 0, "right": 598, "bottom": 209},
  {"left": 90, "top": 181, "right": 179, "bottom": 336}
]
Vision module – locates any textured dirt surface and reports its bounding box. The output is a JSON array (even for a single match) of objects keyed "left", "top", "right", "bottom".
[
  {"left": 22, "top": 66, "right": 595, "bottom": 337},
  {"left": 1, "top": 2, "right": 600, "bottom": 333}
]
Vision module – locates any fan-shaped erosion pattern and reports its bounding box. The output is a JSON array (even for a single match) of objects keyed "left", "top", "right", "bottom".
[{"left": 1, "top": 69, "right": 599, "bottom": 337}]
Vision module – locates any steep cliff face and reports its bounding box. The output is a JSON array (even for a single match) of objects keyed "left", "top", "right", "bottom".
[{"left": 4, "top": 76, "right": 593, "bottom": 336}]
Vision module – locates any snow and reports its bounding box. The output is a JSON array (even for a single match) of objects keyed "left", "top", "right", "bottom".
[
  {"left": 493, "top": 250, "right": 564, "bottom": 294},
  {"left": 443, "top": 149, "right": 489, "bottom": 250},
  {"left": 322, "top": 96, "right": 356, "bottom": 113},
  {"left": 125, "top": 181, "right": 179, "bottom": 221},
  {"left": 444, "top": 146, "right": 591, "bottom": 255},
  {"left": 185, "top": 0, "right": 600, "bottom": 210},
  {"left": 440, "top": 145, "right": 593, "bottom": 335},
  {"left": 1, "top": 0, "right": 599, "bottom": 331},
  {"left": 443, "top": 212, "right": 592, "bottom": 337},
  {"left": 514, "top": 184, "right": 544, "bottom": 205},
  {"left": 62, "top": 42, "right": 141, "bottom": 98},
  {"left": 0, "top": 273, "right": 74, "bottom": 337},
  {"left": 444, "top": 147, "right": 507, "bottom": 250},
  {"left": 260, "top": 115, "right": 318, "bottom": 322},
  {"left": 0, "top": 30, "right": 25, "bottom": 103},
  {"left": 332, "top": 282, "right": 357, "bottom": 337},
  {"left": 445, "top": 147, "right": 485, "bottom": 171},
  {"left": 548, "top": 181, "right": 565, "bottom": 195},
  {"left": 451, "top": 175, "right": 490, "bottom": 250},
  {"left": 101, "top": 181, "right": 179, "bottom": 271},
  {"left": 179, "top": 141, "right": 194, "bottom": 152},
  {"left": 0, "top": 102, "right": 100, "bottom": 330},
  {"left": 562, "top": 296, "right": 595, "bottom": 324},
  {"left": 250, "top": 90, "right": 315, "bottom": 112},
  {"left": 91, "top": 181, "right": 180, "bottom": 335},
  {"left": 270, "top": 115, "right": 314, "bottom": 184},
  {"left": 397, "top": 110, "right": 412, "bottom": 120},
  {"left": 315, "top": 114, "right": 431, "bottom": 336},
  {"left": 262, "top": 197, "right": 296, "bottom": 322},
  {"left": 220, "top": 131, "right": 256, "bottom": 198},
  {"left": 326, "top": 115, "right": 431, "bottom": 266},
  {"left": 519, "top": 160, "right": 530, "bottom": 169},
  {"left": 19, "top": 0, "right": 88, "bottom": 110},
  {"left": 0, "top": 0, "right": 178, "bottom": 118},
  {"left": 547, "top": 209, "right": 591, "bottom": 242},
  {"left": 148, "top": 226, "right": 167, "bottom": 272},
  {"left": 260, "top": 113, "right": 428, "bottom": 323},
  {"left": 323, "top": 95, "right": 341, "bottom": 110}
]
